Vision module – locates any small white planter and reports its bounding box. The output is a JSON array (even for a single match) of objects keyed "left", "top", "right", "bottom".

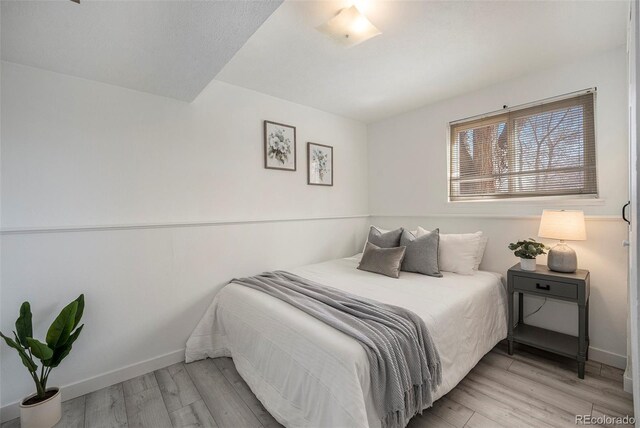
[
  {"left": 20, "top": 388, "right": 61, "bottom": 428},
  {"left": 520, "top": 258, "right": 537, "bottom": 272}
]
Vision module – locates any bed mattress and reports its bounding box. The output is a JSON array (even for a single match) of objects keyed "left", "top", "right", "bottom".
[{"left": 185, "top": 255, "right": 508, "bottom": 428}]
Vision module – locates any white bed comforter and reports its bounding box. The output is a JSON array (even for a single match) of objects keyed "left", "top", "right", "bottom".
[{"left": 185, "top": 255, "right": 507, "bottom": 428}]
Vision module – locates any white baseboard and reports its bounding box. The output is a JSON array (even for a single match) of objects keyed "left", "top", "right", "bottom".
[
  {"left": 0, "top": 348, "right": 185, "bottom": 423},
  {"left": 589, "top": 346, "right": 627, "bottom": 369},
  {"left": 624, "top": 368, "right": 633, "bottom": 393}
]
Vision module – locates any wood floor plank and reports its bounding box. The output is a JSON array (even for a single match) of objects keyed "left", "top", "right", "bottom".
[
  {"left": 599, "top": 364, "right": 624, "bottom": 383},
  {"left": 496, "top": 344, "right": 627, "bottom": 397},
  {"left": 495, "top": 343, "right": 601, "bottom": 378},
  {"left": 55, "top": 396, "right": 86, "bottom": 428},
  {"left": 123, "top": 373, "right": 159, "bottom": 397},
  {"left": 407, "top": 411, "right": 457, "bottom": 428},
  {"left": 473, "top": 360, "right": 592, "bottom": 416},
  {"left": 125, "top": 387, "right": 172, "bottom": 428},
  {"left": 447, "top": 379, "right": 550, "bottom": 428},
  {"left": 495, "top": 343, "right": 602, "bottom": 376},
  {"left": 185, "top": 359, "right": 262, "bottom": 428},
  {"left": 591, "top": 405, "right": 635, "bottom": 428},
  {"left": 169, "top": 400, "right": 218, "bottom": 428},
  {"left": 508, "top": 359, "right": 633, "bottom": 416},
  {"left": 464, "top": 370, "right": 578, "bottom": 427},
  {"left": 213, "top": 358, "right": 282, "bottom": 428},
  {"left": 84, "top": 384, "right": 128, "bottom": 428},
  {"left": 424, "top": 396, "right": 474, "bottom": 428},
  {"left": 464, "top": 412, "right": 505, "bottom": 428},
  {"left": 585, "top": 360, "right": 603, "bottom": 376},
  {"left": 480, "top": 351, "right": 513, "bottom": 370},
  {"left": 156, "top": 363, "right": 201, "bottom": 413}
]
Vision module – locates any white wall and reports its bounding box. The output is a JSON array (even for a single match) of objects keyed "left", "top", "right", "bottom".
[
  {"left": 368, "top": 47, "right": 629, "bottom": 367},
  {"left": 0, "top": 44, "right": 630, "bottom": 419},
  {"left": 0, "top": 62, "right": 369, "bottom": 417},
  {"left": 1, "top": 64, "right": 369, "bottom": 228}
]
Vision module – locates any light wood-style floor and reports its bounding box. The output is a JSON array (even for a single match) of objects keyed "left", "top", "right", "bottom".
[{"left": 2, "top": 342, "right": 632, "bottom": 428}]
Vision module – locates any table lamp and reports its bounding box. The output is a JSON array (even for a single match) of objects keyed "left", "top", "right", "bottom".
[{"left": 538, "top": 210, "right": 586, "bottom": 273}]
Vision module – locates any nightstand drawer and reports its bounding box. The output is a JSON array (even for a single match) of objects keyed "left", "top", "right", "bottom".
[{"left": 512, "top": 275, "right": 577, "bottom": 299}]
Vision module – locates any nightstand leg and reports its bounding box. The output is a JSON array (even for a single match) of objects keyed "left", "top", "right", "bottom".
[
  {"left": 518, "top": 293, "right": 524, "bottom": 324},
  {"left": 508, "top": 290, "right": 514, "bottom": 355},
  {"left": 585, "top": 301, "right": 590, "bottom": 360},
  {"left": 578, "top": 303, "right": 587, "bottom": 379}
]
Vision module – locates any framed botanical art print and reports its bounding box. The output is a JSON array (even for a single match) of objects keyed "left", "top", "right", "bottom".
[
  {"left": 264, "top": 121, "right": 296, "bottom": 171},
  {"left": 307, "top": 142, "right": 333, "bottom": 186}
]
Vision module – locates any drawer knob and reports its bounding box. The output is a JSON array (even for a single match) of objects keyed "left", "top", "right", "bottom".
[{"left": 536, "top": 283, "right": 551, "bottom": 291}]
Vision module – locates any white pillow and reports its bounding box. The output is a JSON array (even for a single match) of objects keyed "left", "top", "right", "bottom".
[
  {"left": 417, "top": 227, "right": 483, "bottom": 275},
  {"left": 474, "top": 236, "right": 489, "bottom": 271}
]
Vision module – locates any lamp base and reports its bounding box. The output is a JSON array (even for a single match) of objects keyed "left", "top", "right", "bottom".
[{"left": 547, "top": 242, "right": 577, "bottom": 273}]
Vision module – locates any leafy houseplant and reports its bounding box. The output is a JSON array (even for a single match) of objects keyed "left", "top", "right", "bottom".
[
  {"left": 0, "top": 295, "right": 84, "bottom": 427},
  {"left": 508, "top": 239, "right": 548, "bottom": 271}
]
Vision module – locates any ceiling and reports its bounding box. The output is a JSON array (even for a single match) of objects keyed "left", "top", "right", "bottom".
[
  {"left": 1, "top": 1, "right": 628, "bottom": 122},
  {"left": 1, "top": 0, "right": 283, "bottom": 101},
  {"left": 215, "top": 0, "right": 628, "bottom": 122}
]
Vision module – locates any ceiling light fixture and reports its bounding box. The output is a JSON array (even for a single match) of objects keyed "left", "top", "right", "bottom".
[{"left": 317, "top": 5, "right": 381, "bottom": 47}]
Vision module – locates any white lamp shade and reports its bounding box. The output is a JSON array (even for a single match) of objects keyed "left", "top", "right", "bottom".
[
  {"left": 538, "top": 210, "right": 587, "bottom": 241},
  {"left": 316, "top": 6, "right": 381, "bottom": 47}
]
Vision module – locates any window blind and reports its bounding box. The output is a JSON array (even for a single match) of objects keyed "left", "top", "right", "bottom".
[{"left": 449, "top": 92, "right": 597, "bottom": 201}]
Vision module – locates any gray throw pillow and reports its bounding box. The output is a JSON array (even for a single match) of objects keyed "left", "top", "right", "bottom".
[
  {"left": 366, "top": 226, "right": 403, "bottom": 248},
  {"left": 400, "top": 229, "right": 443, "bottom": 277},
  {"left": 358, "top": 242, "right": 407, "bottom": 279}
]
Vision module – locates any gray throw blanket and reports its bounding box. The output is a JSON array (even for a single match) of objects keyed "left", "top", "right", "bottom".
[{"left": 232, "top": 270, "right": 442, "bottom": 428}]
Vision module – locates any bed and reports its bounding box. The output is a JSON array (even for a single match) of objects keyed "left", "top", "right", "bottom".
[{"left": 185, "top": 254, "right": 508, "bottom": 428}]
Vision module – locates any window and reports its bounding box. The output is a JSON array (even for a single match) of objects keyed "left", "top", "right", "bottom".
[{"left": 448, "top": 91, "right": 597, "bottom": 201}]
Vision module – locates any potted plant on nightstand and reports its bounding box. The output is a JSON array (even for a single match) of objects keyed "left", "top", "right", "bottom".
[
  {"left": 508, "top": 239, "right": 548, "bottom": 271},
  {"left": 0, "top": 295, "right": 84, "bottom": 428}
]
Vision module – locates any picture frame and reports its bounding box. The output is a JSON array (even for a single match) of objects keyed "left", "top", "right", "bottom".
[
  {"left": 264, "top": 120, "right": 296, "bottom": 171},
  {"left": 307, "top": 142, "right": 333, "bottom": 186}
]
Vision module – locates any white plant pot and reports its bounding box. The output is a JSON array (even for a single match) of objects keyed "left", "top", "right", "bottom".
[
  {"left": 20, "top": 388, "right": 61, "bottom": 428},
  {"left": 520, "top": 258, "right": 537, "bottom": 272}
]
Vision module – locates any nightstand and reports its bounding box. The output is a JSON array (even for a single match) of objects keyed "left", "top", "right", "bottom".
[{"left": 507, "top": 263, "right": 590, "bottom": 378}]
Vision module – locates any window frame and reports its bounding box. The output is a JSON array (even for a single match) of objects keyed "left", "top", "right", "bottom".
[{"left": 446, "top": 89, "right": 598, "bottom": 203}]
